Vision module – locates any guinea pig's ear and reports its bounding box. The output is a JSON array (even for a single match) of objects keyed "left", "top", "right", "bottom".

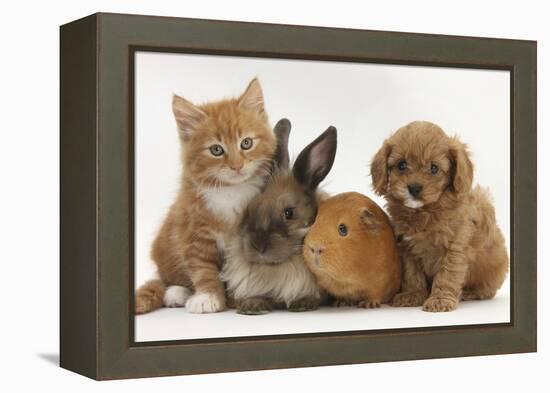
[
  {"left": 293, "top": 126, "right": 337, "bottom": 191},
  {"left": 360, "top": 209, "right": 381, "bottom": 232},
  {"left": 448, "top": 136, "right": 474, "bottom": 195},
  {"left": 273, "top": 118, "right": 291, "bottom": 170},
  {"left": 370, "top": 140, "right": 391, "bottom": 195}
]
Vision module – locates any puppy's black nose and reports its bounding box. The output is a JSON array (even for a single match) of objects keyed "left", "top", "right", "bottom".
[{"left": 408, "top": 183, "right": 423, "bottom": 197}]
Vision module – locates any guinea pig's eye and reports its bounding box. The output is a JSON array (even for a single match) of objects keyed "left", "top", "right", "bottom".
[
  {"left": 209, "top": 144, "right": 225, "bottom": 157},
  {"left": 430, "top": 163, "right": 439, "bottom": 175},
  {"left": 338, "top": 223, "right": 348, "bottom": 237},
  {"left": 240, "top": 137, "right": 253, "bottom": 150},
  {"left": 283, "top": 207, "right": 294, "bottom": 220},
  {"left": 397, "top": 160, "right": 407, "bottom": 172}
]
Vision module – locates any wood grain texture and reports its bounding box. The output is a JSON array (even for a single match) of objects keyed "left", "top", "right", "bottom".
[{"left": 60, "top": 13, "right": 98, "bottom": 379}]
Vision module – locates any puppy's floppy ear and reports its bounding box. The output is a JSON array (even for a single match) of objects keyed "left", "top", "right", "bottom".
[
  {"left": 448, "top": 137, "right": 474, "bottom": 195},
  {"left": 293, "top": 126, "right": 337, "bottom": 191},
  {"left": 370, "top": 141, "right": 391, "bottom": 195},
  {"left": 360, "top": 208, "right": 381, "bottom": 232},
  {"left": 273, "top": 118, "right": 291, "bottom": 170},
  {"left": 172, "top": 94, "right": 206, "bottom": 141}
]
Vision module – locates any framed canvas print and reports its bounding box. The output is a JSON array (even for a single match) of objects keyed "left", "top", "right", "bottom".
[{"left": 60, "top": 13, "right": 537, "bottom": 380}]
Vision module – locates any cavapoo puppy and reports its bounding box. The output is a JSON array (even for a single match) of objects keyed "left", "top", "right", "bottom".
[{"left": 370, "top": 121, "right": 508, "bottom": 312}]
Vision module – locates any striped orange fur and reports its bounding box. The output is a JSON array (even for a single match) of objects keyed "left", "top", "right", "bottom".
[{"left": 135, "top": 78, "right": 277, "bottom": 314}]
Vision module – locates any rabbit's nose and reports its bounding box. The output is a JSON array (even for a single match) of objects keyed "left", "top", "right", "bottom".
[
  {"left": 251, "top": 237, "right": 269, "bottom": 254},
  {"left": 259, "top": 242, "right": 268, "bottom": 254}
]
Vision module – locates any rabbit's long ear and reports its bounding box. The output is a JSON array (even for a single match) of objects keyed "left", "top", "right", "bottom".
[
  {"left": 273, "top": 118, "right": 291, "bottom": 169},
  {"left": 293, "top": 126, "right": 337, "bottom": 190}
]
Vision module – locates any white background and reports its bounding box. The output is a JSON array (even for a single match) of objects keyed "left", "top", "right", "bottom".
[
  {"left": 0, "top": 0, "right": 546, "bottom": 391},
  {"left": 135, "top": 53, "right": 510, "bottom": 341}
]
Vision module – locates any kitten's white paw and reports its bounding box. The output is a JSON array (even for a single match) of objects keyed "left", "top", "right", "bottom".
[
  {"left": 185, "top": 292, "right": 224, "bottom": 313},
  {"left": 163, "top": 285, "right": 191, "bottom": 308}
]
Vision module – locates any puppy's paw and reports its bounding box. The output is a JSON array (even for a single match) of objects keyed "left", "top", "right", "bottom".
[
  {"left": 422, "top": 295, "right": 458, "bottom": 312},
  {"left": 185, "top": 292, "right": 225, "bottom": 313},
  {"left": 391, "top": 291, "right": 427, "bottom": 307},
  {"left": 358, "top": 299, "right": 381, "bottom": 309},
  {"left": 288, "top": 297, "right": 320, "bottom": 312},
  {"left": 237, "top": 298, "right": 273, "bottom": 315},
  {"left": 461, "top": 288, "right": 496, "bottom": 301}
]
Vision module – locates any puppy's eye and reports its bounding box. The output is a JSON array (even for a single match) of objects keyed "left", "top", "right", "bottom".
[
  {"left": 397, "top": 160, "right": 407, "bottom": 172},
  {"left": 430, "top": 163, "right": 439, "bottom": 174},
  {"left": 338, "top": 223, "right": 348, "bottom": 237},
  {"left": 283, "top": 207, "right": 294, "bottom": 220},
  {"left": 209, "top": 144, "right": 224, "bottom": 156},
  {"left": 240, "top": 137, "right": 253, "bottom": 150}
]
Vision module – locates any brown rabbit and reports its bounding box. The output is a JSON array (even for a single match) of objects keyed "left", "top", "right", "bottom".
[
  {"left": 303, "top": 192, "right": 401, "bottom": 308},
  {"left": 220, "top": 119, "right": 337, "bottom": 315}
]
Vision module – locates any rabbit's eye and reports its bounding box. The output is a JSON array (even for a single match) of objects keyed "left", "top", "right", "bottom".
[
  {"left": 209, "top": 144, "right": 225, "bottom": 156},
  {"left": 338, "top": 223, "right": 348, "bottom": 237},
  {"left": 240, "top": 137, "right": 253, "bottom": 150},
  {"left": 283, "top": 207, "right": 294, "bottom": 220}
]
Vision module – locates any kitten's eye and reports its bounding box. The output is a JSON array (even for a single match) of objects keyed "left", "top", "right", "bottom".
[
  {"left": 209, "top": 144, "right": 224, "bottom": 156},
  {"left": 283, "top": 207, "right": 294, "bottom": 220},
  {"left": 397, "top": 160, "right": 407, "bottom": 172},
  {"left": 240, "top": 137, "right": 253, "bottom": 150},
  {"left": 430, "top": 163, "right": 439, "bottom": 175},
  {"left": 338, "top": 223, "right": 348, "bottom": 237}
]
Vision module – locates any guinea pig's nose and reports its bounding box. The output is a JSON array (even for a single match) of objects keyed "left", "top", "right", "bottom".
[
  {"left": 309, "top": 245, "right": 325, "bottom": 255},
  {"left": 407, "top": 183, "right": 423, "bottom": 197}
]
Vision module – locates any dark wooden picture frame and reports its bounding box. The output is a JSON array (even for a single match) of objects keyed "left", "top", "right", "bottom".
[{"left": 60, "top": 12, "right": 537, "bottom": 380}]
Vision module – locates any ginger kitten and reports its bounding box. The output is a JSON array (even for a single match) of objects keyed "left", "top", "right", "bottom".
[{"left": 135, "top": 78, "right": 277, "bottom": 314}]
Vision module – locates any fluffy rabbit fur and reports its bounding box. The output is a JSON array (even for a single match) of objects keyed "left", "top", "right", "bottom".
[{"left": 220, "top": 119, "right": 337, "bottom": 315}]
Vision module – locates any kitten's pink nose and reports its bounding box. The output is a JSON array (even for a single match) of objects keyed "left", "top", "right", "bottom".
[{"left": 230, "top": 164, "right": 243, "bottom": 173}]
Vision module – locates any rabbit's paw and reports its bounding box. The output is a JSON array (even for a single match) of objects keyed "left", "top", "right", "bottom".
[
  {"left": 288, "top": 297, "right": 320, "bottom": 312},
  {"left": 237, "top": 297, "right": 273, "bottom": 315}
]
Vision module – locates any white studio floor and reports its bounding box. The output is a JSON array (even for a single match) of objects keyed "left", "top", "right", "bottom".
[{"left": 135, "top": 289, "right": 510, "bottom": 342}]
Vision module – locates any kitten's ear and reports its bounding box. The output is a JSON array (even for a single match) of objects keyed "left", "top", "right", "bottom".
[
  {"left": 293, "top": 126, "right": 337, "bottom": 191},
  {"left": 172, "top": 94, "right": 206, "bottom": 141},
  {"left": 273, "top": 118, "right": 291, "bottom": 169},
  {"left": 238, "top": 78, "right": 264, "bottom": 113}
]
